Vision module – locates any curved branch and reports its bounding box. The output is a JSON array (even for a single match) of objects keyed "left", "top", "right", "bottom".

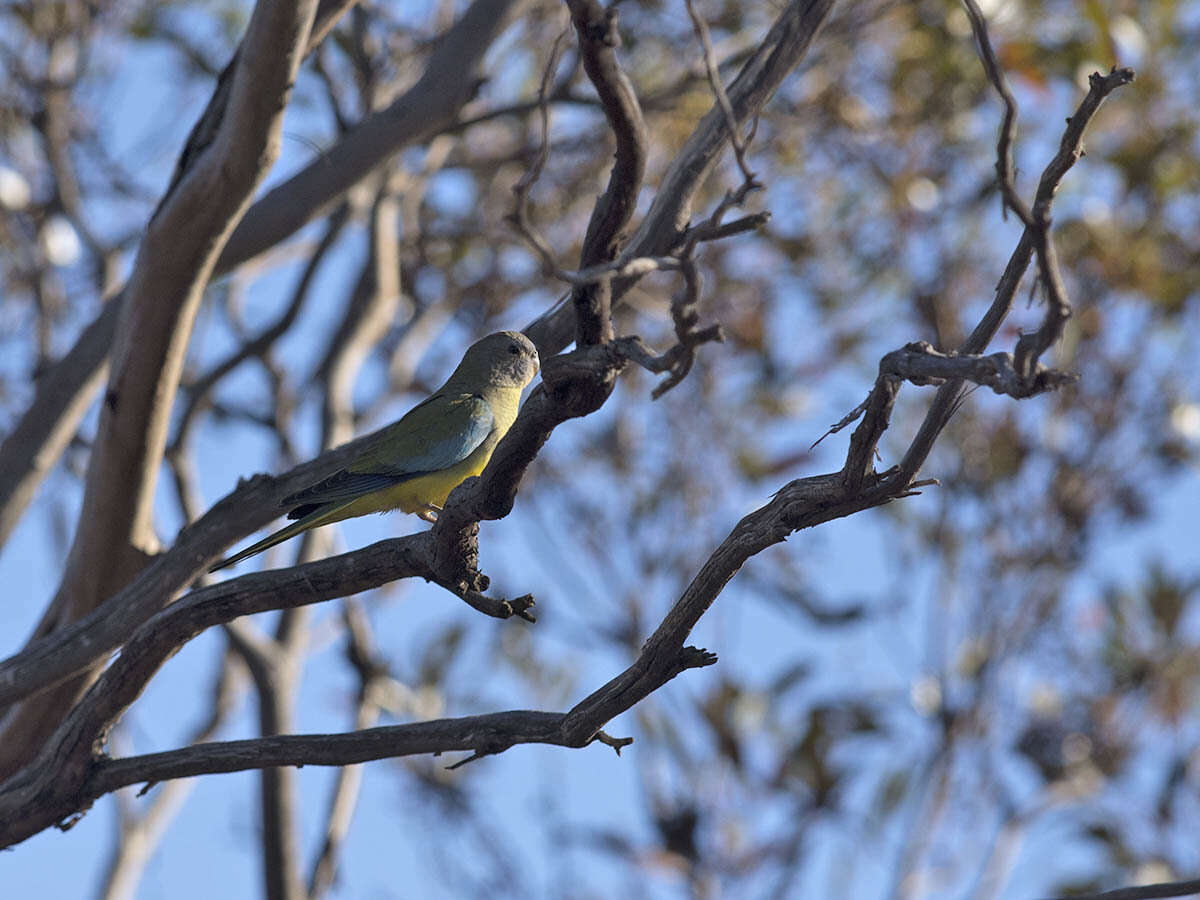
[{"left": 566, "top": 0, "right": 648, "bottom": 346}]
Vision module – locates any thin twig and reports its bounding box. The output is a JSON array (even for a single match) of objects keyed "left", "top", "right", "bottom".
[
  {"left": 684, "top": 0, "right": 759, "bottom": 187},
  {"left": 506, "top": 19, "right": 573, "bottom": 279}
]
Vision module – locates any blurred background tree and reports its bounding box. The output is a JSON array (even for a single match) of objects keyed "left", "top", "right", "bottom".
[{"left": 0, "top": 0, "right": 1196, "bottom": 898}]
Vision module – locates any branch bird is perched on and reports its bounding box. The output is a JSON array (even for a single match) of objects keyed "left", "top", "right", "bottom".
[{"left": 211, "top": 331, "right": 540, "bottom": 572}]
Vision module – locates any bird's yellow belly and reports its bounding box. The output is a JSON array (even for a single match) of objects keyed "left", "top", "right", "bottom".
[{"left": 325, "top": 445, "right": 494, "bottom": 523}]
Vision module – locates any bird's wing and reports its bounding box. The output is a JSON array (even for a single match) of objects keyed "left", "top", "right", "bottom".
[{"left": 282, "top": 393, "right": 494, "bottom": 511}]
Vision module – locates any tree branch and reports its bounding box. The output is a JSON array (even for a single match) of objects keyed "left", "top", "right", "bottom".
[
  {"left": 959, "top": 0, "right": 1132, "bottom": 382},
  {"left": 0, "top": 0, "right": 1137, "bottom": 860},
  {"left": 879, "top": 341, "right": 1077, "bottom": 398}
]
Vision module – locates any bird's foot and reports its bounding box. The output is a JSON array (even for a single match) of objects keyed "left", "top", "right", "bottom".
[{"left": 418, "top": 504, "right": 442, "bottom": 523}]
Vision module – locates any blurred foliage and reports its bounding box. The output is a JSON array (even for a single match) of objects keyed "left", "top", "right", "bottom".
[{"left": 1, "top": 0, "right": 1198, "bottom": 897}]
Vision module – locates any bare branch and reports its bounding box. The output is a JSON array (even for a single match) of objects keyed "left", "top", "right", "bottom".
[
  {"left": 610, "top": 268, "right": 726, "bottom": 400},
  {"left": 683, "top": 210, "right": 770, "bottom": 245},
  {"left": 684, "top": 0, "right": 757, "bottom": 186},
  {"left": 1011, "top": 68, "right": 1132, "bottom": 379},
  {"left": 960, "top": 0, "right": 1132, "bottom": 381},
  {"left": 958, "top": 0, "right": 1028, "bottom": 227},
  {"left": 840, "top": 377, "right": 900, "bottom": 494},
  {"left": 0, "top": 708, "right": 563, "bottom": 849},
  {"left": 1042, "top": 879, "right": 1200, "bottom": 900},
  {"left": 94, "top": 710, "right": 568, "bottom": 790},
  {"left": 879, "top": 341, "right": 1077, "bottom": 398},
  {"left": 566, "top": 0, "right": 648, "bottom": 346}
]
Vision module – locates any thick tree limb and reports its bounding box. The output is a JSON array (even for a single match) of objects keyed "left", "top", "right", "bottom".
[{"left": 0, "top": 0, "right": 321, "bottom": 780}]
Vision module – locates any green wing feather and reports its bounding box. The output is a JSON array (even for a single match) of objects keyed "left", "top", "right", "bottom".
[
  {"left": 282, "top": 393, "right": 494, "bottom": 514},
  {"left": 209, "top": 393, "right": 494, "bottom": 572}
]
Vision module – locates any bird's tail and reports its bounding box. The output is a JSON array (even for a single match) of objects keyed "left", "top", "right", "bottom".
[{"left": 209, "top": 502, "right": 352, "bottom": 572}]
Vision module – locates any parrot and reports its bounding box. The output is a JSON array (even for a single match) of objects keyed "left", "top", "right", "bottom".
[{"left": 210, "top": 330, "right": 540, "bottom": 572}]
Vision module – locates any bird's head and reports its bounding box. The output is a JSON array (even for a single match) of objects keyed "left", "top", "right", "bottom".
[{"left": 458, "top": 330, "right": 540, "bottom": 389}]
